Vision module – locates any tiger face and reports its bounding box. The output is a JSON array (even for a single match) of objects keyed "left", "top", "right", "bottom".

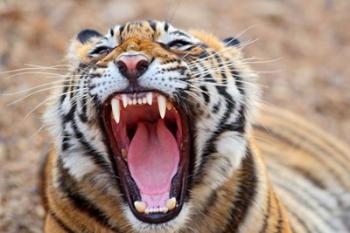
[{"left": 45, "top": 20, "right": 258, "bottom": 232}]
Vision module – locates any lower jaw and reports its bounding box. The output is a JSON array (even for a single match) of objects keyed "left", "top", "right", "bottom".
[
  {"left": 114, "top": 152, "right": 189, "bottom": 223},
  {"left": 100, "top": 93, "right": 191, "bottom": 224}
]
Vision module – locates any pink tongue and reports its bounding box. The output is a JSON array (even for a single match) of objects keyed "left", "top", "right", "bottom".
[{"left": 128, "top": 119, "right": 179, "bottom": 208}]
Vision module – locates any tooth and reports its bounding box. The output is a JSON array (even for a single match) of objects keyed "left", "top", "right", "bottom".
[
  {"left": 166, "top": 197, "right": 176, "bottom": 211},
  {"left": 162, "top": 207, "right": 169, "bottom": 213},
  {"left": 134, "top": 201, "right": 146, "bottom": 213},
  {"left": 128, "top": 98, "right": 133, "bottom": 105},
  {"left": 146, "top": 93, "right": 153, "bottom": 105},
  {"left": 137, "top": 98, "right": 143, "bottom": 105},
  {"left": 142, "top": 97, "right": 147, "bottom": 104},
  {"left": 132, "top": 98, "right": 137, "bottom": 105},
  {"left": 111, "top": 98, "right": 120, "bottom": 123},
  {"left": 166, "top": 101, "right": 173, "bottom": 111},
  {"left": 146, "top": 208, "right": 153, "bottom": 214},
  {"left": 122, "top": 95, "right": 128, "bottom": 108},
  {"left": 121, "top": 149, "right": 127, "bottom": 160},
  {"left": 157, "top": 95, "right": 166, "bottom": 119}
]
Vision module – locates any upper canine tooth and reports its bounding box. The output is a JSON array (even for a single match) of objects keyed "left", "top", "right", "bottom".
[
  {"left": 166, "top": 197, "right": 176, "bottom": 211},
  {"left": 111, "top": 98, "right": 120, "bottom": 123},
  {"left": 134, "top": 201, "right": 146, "bottom": 213},
  {"left": 146, "top": 93, "right": 153, "bottom": 105},
  {"left": 121, "top": 94, "right": 128, "bottom": 108},
  {"left": 157, "top": 95, "right": 166, "bottom": 119}
]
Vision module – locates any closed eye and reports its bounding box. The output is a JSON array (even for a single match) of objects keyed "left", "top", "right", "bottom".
[
  {"left": 167, "top": 39, "right": 192, "bottom": 48},
  {"left": 89, "top": 46, "right": 113, "bottom": 55}
]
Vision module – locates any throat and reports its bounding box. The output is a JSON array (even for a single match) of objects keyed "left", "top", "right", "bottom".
[{"left": 128, "top": 120, "right": 179, "bottom": 201}]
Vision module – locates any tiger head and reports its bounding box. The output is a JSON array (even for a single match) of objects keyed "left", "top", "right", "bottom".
[{"left": 45, "top": 20, "right": 259, "bottom": 232}]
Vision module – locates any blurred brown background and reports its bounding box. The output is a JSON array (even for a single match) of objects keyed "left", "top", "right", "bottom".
[{"left": 0, "top": 0, "right": 349, "bottom": 232}]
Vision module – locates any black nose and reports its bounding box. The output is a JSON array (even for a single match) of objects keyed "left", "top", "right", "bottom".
[{"left": 116, "top": 54, "right": 149, "bottom": 82}]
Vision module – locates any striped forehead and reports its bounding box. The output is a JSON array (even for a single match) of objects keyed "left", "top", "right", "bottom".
[
  {"left": 111, "top": 21, "right": 164, "bottom": 41},
  {"left": 107, "top": 21, "right": 193, "bottom": 44}
]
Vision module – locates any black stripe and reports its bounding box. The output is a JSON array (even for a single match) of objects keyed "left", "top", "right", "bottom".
[
  {"left": 213, "top": 53, "right": 225, "bottom": 81},
  {"left": 258, "top": 191, "right": 271, "bottom": 233},
  {"left": 164, "top": 22, "right": 169, "bottom": 31},
  {"left": 62, "top": 98, "right": 76, "bottom": 124},
  {"left": 70, "top": 117, "right": 111, "bottom": 173},
  {"left": 49, "top": 211, "right": 76, "bottom": 233},
  {"left": 223, "top": 148, "right": 257, "bottom": 232},
  {"left": 61, "top": 131, "right": 71, "bottom": 151},
  {"left": 119, "top": 25, "right": 125, "bottom": 41},
  {"left": 274, "top": 196, "right": 284, "bottom": 233},
  {"left": 199, "top": 85, "right": 210, "bottom": 104},
  {"left": 78, "top": 92, "right": 88, "bottom": 123},
  {"left": 287, "top": 208, "right": 314, "bottom": 233},
  {"left": 269, "top": 167, "right": 336, "bottom": 221},
  {"left": 148, "top": 20, "right": 157, "bottom": 31},
  {"left": 216, "top": 85, "right": 236, "bottom": 125},
  {"left": 228, "top": 61, "right": 245, "bottom": 96},
  {"left": 194, "top": 84, "right": 239, "bottom": 183},
  {"left": 258, "top": 111, "right": 350, "bottom": 171},
  {"left": 264, "top": 151, "right": 333, "bottom": 212},
  {"left": 212, "top": 100, "right": 221, "bottom": 114},
  {"left": 57, "top": 159, "right": 119, "bottom": 232},
  {"left": 109, "top": 28, "right": 114, "bottom": 37},
  {"left": 263, "top": 108, "right": 350, "bottom": 162},
  {"left": 170, "top": 30, "right": 191, "bottom": 38},
  {"left": 254, "top": 124, "right": 349, "bottom": 188},
  {"left": 60, "top": 80, "right": 70, "bottom": 104}
]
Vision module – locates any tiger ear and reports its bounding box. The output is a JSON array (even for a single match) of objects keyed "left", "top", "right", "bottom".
[
  {"left": 67, "top": 29, "right": 103, "bottom": 65},
  {"left": 222, "top": 37, "right": 240, "bottom": 47},
  {"left": 77, "top": 29, "right": 102, "bottom": 44}
]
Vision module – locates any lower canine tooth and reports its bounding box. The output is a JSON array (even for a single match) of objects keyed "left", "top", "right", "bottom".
[
  {"left": 134, "top": 201, "right": 146, "bottom": 213},
  {"left": 166, "top": 197, "right": 176, "bottom": 210}
]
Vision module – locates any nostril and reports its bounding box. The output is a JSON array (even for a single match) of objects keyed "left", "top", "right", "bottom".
[
  {"left": 116, "top": 60, "right": 128, "bottom": 76},
  {"left": 136, "top": 60, "right": 149, "bottom": 75}
]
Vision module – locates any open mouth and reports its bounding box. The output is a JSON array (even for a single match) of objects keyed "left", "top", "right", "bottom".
[{"left": 101, "top": 91, "right": 190, "bottom": 223}]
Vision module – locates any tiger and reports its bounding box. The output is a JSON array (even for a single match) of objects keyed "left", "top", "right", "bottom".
[{"left": 40, "top": 20, "right": 350, "bottom": 233}]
